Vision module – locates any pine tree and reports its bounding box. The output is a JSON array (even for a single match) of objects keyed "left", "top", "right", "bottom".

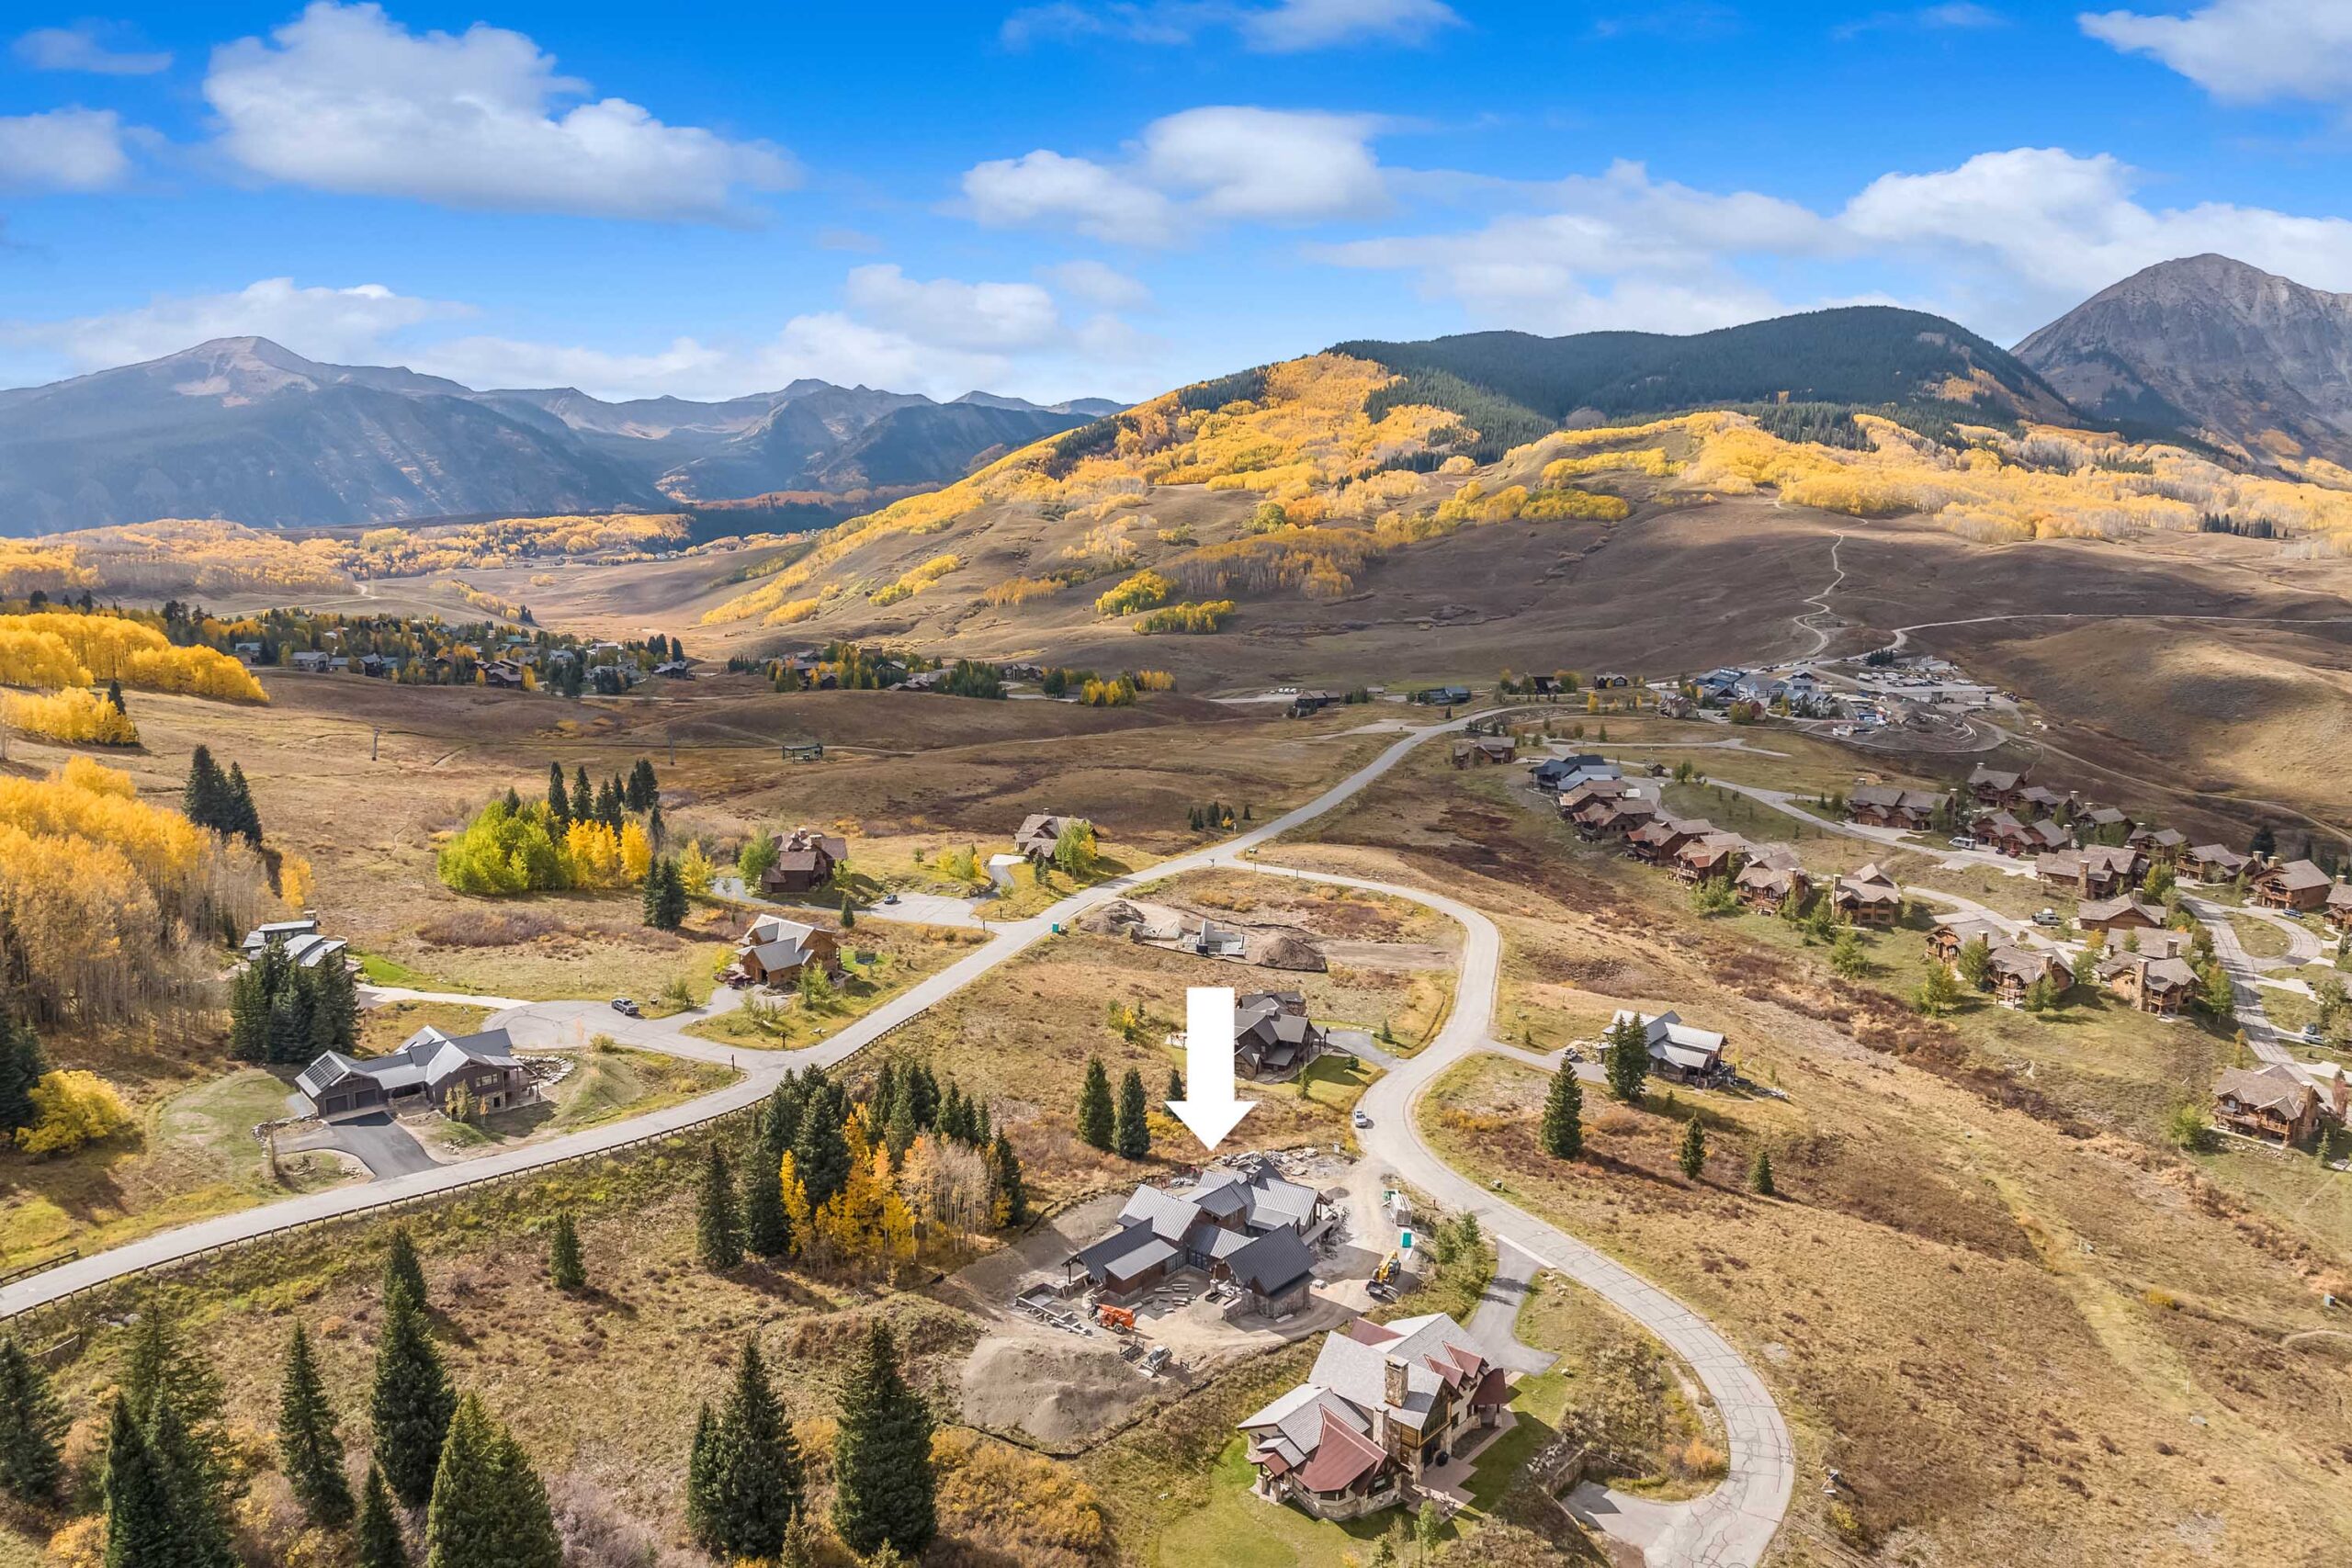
[
  {"left": 1602, "top": 1016, "right": 1650, "bottom": 1103},
  {"left": 147, "top": 1390, "right": 236, "bottom": 1568},
  {"left": 1114, "top": 1067, "right": 1151, "bottom": 1159},
  {"left": 1077, "top": 1057, "right": 1114, "bottom": 1151},
  {"left": 119, "top": 1307, "right": 227, "bottom": 1491},
  {"left": 1539, "top": 1065, "right": 1583, "bottom": 1159},
  {"left": 278, "top": 1323, "right": 354, "bottom": 1526},
  {"left": 763, "top": 1074, "right": 810, "bottom": 1157},
  {"left": 990, "top": 1132, "right": 1030, "bottom": 1228},
  {"left": 548, "top": 1213, "right": 586, "bottom": 1292},
  {"left": 696, "top": 1143, "right": 743, "bottom": 1270},
  {"left": 831, "top": 1320, "right": 936, "bottom": 1558},
  {"left": 225, "top": 761, "right": 264, "bottom": 846},
  {"left": 102, "top": 1398, "right": 177, "bottom": 1567},
  {"left": 1748, "top": 1145, "right": 1775, "bottom": 1197},
  {"left": 1166, "top": 1066, "right": 1184, "bottom": 1103},
  {"left": 789, "top": 1092, "right": 852, "bottom": 1210},
  {"left": 692, "top": 1339, "right": 805, "bottom": 1562},
  {"left": 883, "top": 1086, "right": 918, "bottom": 1163},
  {"left": 572, "top": 766, "right": 594, "bottom": 825},
  {"left": 684, "top": 1404, "right": 718, "bottom": 1551},
  {"left": 654, "top": 857, "right": 689, "bottom": 928},
  {"left": 546, "top": 763, "right": 570, "bottom": 827},
  {"left": 105, "top": 679, "right": 126, "bottom": 714},
  {"left": 0, "top": 1337, "right": 62, "bottom": 1502},
  {"left": 358, "top": 1463, "right": 411, "bottom": 1568},
  {"left": 1679, "top": 1115, "right": 1707, "bottom": 1181},
  {"left": 0, "top": 1013, "right": 50, "bottom": 1137},
  {"left": 424, "top": 1394, "right": 561, "bottom": 1568},
  {"left": 744, "top": 1149, "right": 791, "bottom": 1258},
  {"left": 385, "top": 1225, "right": 429, "bottom": 1310},
  {"left": 840, "top": 890, "right": 855, "bottom": 930},
  {"left": 371, "top": 1282, "right": 457, "bottom": 1507},
  {"left": 182, "top": 745, "right": 230, "bottom": 835}
]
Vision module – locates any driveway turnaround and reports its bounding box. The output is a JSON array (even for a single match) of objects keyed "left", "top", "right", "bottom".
[
  {"left": 281, "top": 1112, "right": 436, "bottom": 1180},
  {"left": 0, "top": 708, "right": 1796, "bottom": 1566}
]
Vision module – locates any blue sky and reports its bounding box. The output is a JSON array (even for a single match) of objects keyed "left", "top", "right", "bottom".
[{"left": 1, "top": 0, "right": 2347, "bottom": 403}]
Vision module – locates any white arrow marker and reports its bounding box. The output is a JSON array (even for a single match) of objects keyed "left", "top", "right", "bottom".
[{"left": 1167, "top": 986, "right": 1256, "bottom": 1151}]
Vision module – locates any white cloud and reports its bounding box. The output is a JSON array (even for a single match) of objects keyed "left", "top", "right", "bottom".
[
  {"left": 1042, "top": 259, "right": 1154, "bottom": 310},
  {"left": 1314, "top": 146, "right": 2352, "bottom": 341},
  {"left": 14, "top": 22, "right": 171, "bottom": 74},
  {"left": 961, "top": 106, "right": 1387, "bottom": 245},
  {"left": 2, "top": 277, "right": 469, "bottom": 374},
  {"left": 1002, "top": 0, "right": 1459, "bottom": 52},
  {"left": 962, "top": 149, "right": 1182, "bottom": 245},
  {"left": 0, "top": 107, "right": 135, "bottom": 190},
  {"left": 202, "top": 1, "right": 797, "bottom": 221},
  {"left": 3, "top": 264, "right": 1154, "bottom": 404},
  {"left": 2080, "top": 0, "right": 2352, "bottom": 102},
  {"left": 1833, "top": 3, "right": 2006, "bottom": 39},
  {"left": 1141, "top": 107, "right": 1388, "bottom": 221},
  {"left": 842, "top": 264, "right": 1063, "bottom": 353}
]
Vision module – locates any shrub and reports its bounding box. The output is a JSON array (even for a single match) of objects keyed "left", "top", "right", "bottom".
[
  {"left": 1135, "top": 601, "right": 1235, "bottom": 635},
  {"left": 1092, "top": 570, "right": 1174, "bottom": 617},
  {"left": 17, "top": 1069, "right": 131, "bottom": 1156}
]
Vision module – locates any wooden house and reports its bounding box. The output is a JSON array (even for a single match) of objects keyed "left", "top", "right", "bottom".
[
  {"left": 2180, "top": 844, "right": 2251, "bottom": 884},
  {"left": 2212, "top": 1065, "right": 2322, "bottom": 1146},
  {"left": 1832, "top": 863, "right": 1902, "bottom": 926},
  {"left": 2252, "top": 858, "right": 2333, "bottom": 911}
]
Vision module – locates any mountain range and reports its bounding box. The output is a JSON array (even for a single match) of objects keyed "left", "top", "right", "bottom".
[
  {"left": 6, "top": 254, "right": 2350, "bottom": 539},
  {"left": 0, "top": 337, "right": 1120, "bottom": 535},
  {"left": 2013, "top": 253, "right": 2352, "bottom": 470}
]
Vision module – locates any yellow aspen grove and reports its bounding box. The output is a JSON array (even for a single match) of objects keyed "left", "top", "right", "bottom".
[
  {"left": 4, "top": 613, "right": 264, "bottom": 702},
  {"left": 619, "top": 821, "right": 652, "bottom": 882},
  {"left": 0, "top": 687, "right": 138, "bottom": 746}
]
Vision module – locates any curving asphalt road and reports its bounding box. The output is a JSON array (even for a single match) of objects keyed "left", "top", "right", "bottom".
[
  {"left": 0, "top": 708, "right": 1799, "bottom": 1565},
  {"left": 1190, "top": 852, "right": 1796, "bottom": 1568}
]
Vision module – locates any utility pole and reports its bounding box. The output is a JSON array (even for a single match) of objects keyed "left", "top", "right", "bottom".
[
  {"left": 668, "top": 728, "right": 675, "bottom": 766},
  {"left": 371, "top": 727, "right": 380, "bottom": 762}
]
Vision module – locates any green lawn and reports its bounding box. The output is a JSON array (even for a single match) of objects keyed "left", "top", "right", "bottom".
[{"left": 0, "top": 1067, "right": 356, "bottom": 1267}]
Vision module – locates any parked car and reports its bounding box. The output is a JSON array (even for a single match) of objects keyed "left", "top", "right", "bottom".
[
  {"left": 1950, "top": 836, "right": 1979, "bottom": 850},
  {"left": 2033, "top": 908, "right": 2062, "bottom": 927},
  {"left": 1351, "top": 1110, "right": 1373, "bottom": 1129},
  {"left": 611, "top": 997, "right": 641, "bottom": 1017},
  {"left": 2301, "top": 1022, "right": 2326, "bottom": 1045},
  {"left": 882, "top": 891, "right": 899, "bottom": 905}
]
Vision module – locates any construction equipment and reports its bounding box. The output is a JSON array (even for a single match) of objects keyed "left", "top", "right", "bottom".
[
  {"left": 1096, "top": 1303, "right": 1136, "bottom": 1332},
  {"left": 1373, "top": 1250, "right": 1402, "bottom": 1288}
]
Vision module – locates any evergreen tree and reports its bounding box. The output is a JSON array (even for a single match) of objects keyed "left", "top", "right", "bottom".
[
  {"left": 225, "top": 762, "right": 265, "bottom": 847},
  {"left": 548, "top": 1213, "right": 586, "bottom": 1293},
  {"left": 906, "top": 1063, "right": 940, "bottom": 1130},
  {"left": 1679, "top": 1115, "right": 1707, "bottom": 1181},
  {"left": 0, "top": 1337, "right": 62, "bottom": 1502},
  {"left": 424, "top": 1394, "right": 561, "bottom": 1568},
  {"left": 102, "top": 1398, "right": 177, "bottom": 1568},
  {"left": 105, "top": 679, "right": 126, "bottom": 714},
  {"left": 1539, "top": 1065, "right": 1583, "bottom": 1159},
  {"left": 1114, "top": 1067, "right": 1151, "bottom": 1159},
  {"left": 990, "top": 1132, "right": 1030, "bottom": 1228},
  {"left": 357, "top": 1463, "right": 411, "bottom": 1568},
  {"left": 572, "top": 766, "right": 594, "bottom": 825},
  {"left": 684, "top": 1404, "right": 718, "bottom": 1551},
  {"left": 384, "top": 1225, "right": 429, "bottom": 1310},
  {"left": 839, "top": 889, "right": 856, "bottom": 929},
  {"left": 789, "top": 1092, "right": 852, "bottom": 1210},
  {"left": 119, "top": 1308, "right": 226, "bottom": 1490},
  {"left": 696, "top": 1143, "right": 743, "bottom": 1269},
  {"left": 1602, "top": 1016, "right": 1650, "bottom": 1103},
  {"left": 182, "top": 745, "right": 231, "bottom": 836},
  {"left": 371, "top": 1282, "right": 457, "bottom": 1507},
  {"left": 744, "top": 1146, "right": 791, "bottom": 1258},
  {"left": 762, "top": 1075, "right": 810, "bottom": 1157},
  {"left": 1077, "top": 1057, "right": 1115, "bottom": 1151},
  {"left": 1748, "top": 1145, "right": 1776, "bottom": 1197},
  {"left": 691, "top": 1340, "right": 805, "bottom": 1562},
  {"left": 883, "top": 1085, "right": 918, "bottom": 1163},
  {"left": 146, "top": 1392, "right": 236, "bottom": 1568},
  {"left": 1166, "top": 1066, "right": 1184, "bottom": 1103},
  {"left": 831, "top": 1320, "right": 936, "bottom": 1558},
  {"left": 594, "top": 778, "right": 623, "bottom": 829},
  {"left": 278, "top": 1323, "right": 354, "bottom": 1526},
  {"left": 546, "top": 763, "right": 571, "bottom": 828},
  {"left": 0, "top": 1013, "right": 51, "bottom": 1137}
]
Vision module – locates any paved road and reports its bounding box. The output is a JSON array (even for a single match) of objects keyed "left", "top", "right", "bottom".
[
  {"left": 1198, "top": 854, "right": 1796, "bottom": 1568},
  {"left": 2183, "top": 895, "right": 2315, "bottom": 1083},
  {"left": 1, "top": 706, "right": 1801, "bottom": 1565},
  {"left": 0, "top": 710, "right": 1492, "bottom": 1314}
]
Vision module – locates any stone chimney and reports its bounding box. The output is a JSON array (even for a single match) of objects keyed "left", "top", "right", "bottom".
[{"left": 1383, "top": 1355, "right": 1409, "bottom": 1411}]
